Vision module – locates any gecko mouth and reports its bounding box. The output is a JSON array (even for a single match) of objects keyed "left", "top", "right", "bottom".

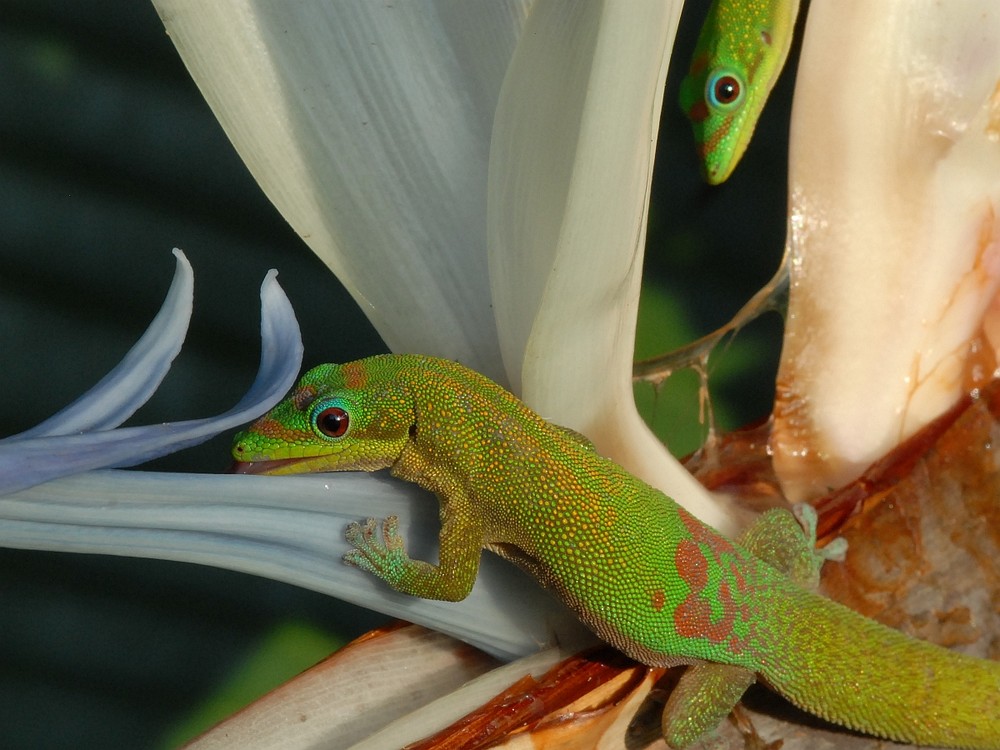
[{"left": 227, "top": 458, "right": 314, "bottom": 475}]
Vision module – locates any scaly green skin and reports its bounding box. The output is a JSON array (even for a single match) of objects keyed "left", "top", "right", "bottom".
[
  {"left": 232, "top": 355, "right": 1000, "bottom": 748},
  {"left": 679, "top": 0, "right": 801, "bottom": 184}
]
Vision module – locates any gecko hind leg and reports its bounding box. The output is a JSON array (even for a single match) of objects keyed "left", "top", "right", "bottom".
[
  {"left": 661, "top": 664, "right": 755, "bottom": 748},
  {"left": 743, "top": 505, "right": 846, "bottom": 590},
  {"left": 661, "top": 506, "right": 841, "bottom": 748}
]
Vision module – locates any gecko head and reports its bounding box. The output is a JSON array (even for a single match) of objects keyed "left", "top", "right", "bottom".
[
  {"left": 230, "top": 358, "right": 414, "bottom": 475},
  {"left": 680, "top": 62, "right": 755, "bottom": 185}
]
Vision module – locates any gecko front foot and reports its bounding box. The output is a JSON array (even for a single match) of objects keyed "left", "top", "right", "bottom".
[{"left": 344, "top": 515, "right": 409, "bottom": 587}]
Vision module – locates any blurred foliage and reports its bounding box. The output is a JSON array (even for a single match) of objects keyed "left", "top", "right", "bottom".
[
  {"left": 157, "top": 621, "right": 344, "bottom": 749},
  {"left": 634, "top": 281, "right": 782, "bottom": 458}
]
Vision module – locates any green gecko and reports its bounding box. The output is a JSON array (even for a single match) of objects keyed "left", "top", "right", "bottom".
[
  {"left": 679, "top": 0, "right": 801, "bottom": 184},
  {"left": 231, "top": 354, "right": 1000, "bottom": 748}
]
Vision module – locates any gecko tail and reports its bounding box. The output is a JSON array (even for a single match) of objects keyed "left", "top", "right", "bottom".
[{"left": 760, "top": 584, "right": 1000, "bottom": 749}]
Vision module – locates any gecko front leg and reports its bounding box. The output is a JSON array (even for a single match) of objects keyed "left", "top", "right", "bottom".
[
  {"left": 344, "top": 510, "right": 486, "bottom": 602},
  {"left": 344, "top": 516, "right": 411, "bottom": 585}
]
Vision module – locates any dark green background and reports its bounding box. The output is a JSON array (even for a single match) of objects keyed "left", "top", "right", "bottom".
[{"left": 0, "top": 2, "right": 792, "bottom": 746}]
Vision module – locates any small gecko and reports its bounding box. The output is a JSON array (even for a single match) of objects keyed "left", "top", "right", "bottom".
[{"left": 679, "top": 0, "right": 801, "bottom": 184}]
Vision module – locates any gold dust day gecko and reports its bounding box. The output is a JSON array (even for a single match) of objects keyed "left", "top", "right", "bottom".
[
  {"left": 232, "top": 354, "right": 1000, "bottom": 748},
  {"left": 680, "top": 0, "right": 801, "bottom": 184}
]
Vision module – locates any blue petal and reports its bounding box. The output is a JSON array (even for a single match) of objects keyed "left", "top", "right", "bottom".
[
  {"left": 0, "top": 269, "right": 303, "bottom": 496},
  {"left": 8, "top": 249, "right": 194, "bottom": 438},
  {"left": 0, "top": 469, "right": 584, "bottom": 661}
]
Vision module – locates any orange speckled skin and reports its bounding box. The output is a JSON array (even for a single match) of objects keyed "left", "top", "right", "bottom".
[{"left": 233, "top": 355, "right": 1000, "bottom": 748}]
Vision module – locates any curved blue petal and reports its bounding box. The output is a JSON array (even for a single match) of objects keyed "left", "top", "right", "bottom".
[
  {"left": 9, "top": 249, "right": 194, "bottom": 439},
  {"left": 0, "top": 469, "right": 585, "bottom": 661},
  {"left": 0, "top": 270, "right": 303, "bottom": 496}
]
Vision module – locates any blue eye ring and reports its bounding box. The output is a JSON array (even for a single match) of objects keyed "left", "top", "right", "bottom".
[
  {"left": 705, "top": 68, "right": 745, "bottom": 111},
  {"left": 311, "top": 399, "right": 351, "bottom": 439}
]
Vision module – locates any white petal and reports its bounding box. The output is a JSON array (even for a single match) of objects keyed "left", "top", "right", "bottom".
[
  {"left": 0, "top": 469, "right": 584, "bottom": 661},
  {"left": 8, "top": 249, "right": 192, "bottom": 438},
  {"left": 183, "top": 624, "right": 515, "bottom": 750},
  {"left": 0, "top": 271, "right": 302, "bottom": 494},
  {"left": 486, "top": 0, "right": 735, "bottom": 531},
  {"left": 152, "top": 0, "right": 533, "bottom": 382},
  {"left": 347, "top": 649, "right": 564, "bottom": 750},
  {"left": 773, "top": 0, "right": 1000, "bottom": 499}
]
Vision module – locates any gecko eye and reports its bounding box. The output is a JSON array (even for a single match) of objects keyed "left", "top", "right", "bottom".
[
  {"left": 315, "top": 406, "right": 350, "bottom": 438},
  {"left": 706, "top": 70, "right": 744, "bottom": 110}
]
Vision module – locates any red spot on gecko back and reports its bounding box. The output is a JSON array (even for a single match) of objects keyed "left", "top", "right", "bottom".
[
  {"left": 674, "top": 584, "right": 736, "bottom": 645},
  {"left": 678, "top": 507, "right": 735, "bottom": 556},
  {"left": 650, "top": 589, "right": 666, "bottom": 612},
  {"left": 672, "top": 514, "right": 758, "bottom": 657},
  {"left": 674, "top": 538, "right": 733, "bottom": 641},
  {"left": 675, "top": 539, "right": 708, "bottom": 589}
]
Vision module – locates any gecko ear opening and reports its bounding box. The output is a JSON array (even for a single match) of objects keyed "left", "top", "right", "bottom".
[{"left": 408, "top": 423, "right": 418, "bottom": 440}]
